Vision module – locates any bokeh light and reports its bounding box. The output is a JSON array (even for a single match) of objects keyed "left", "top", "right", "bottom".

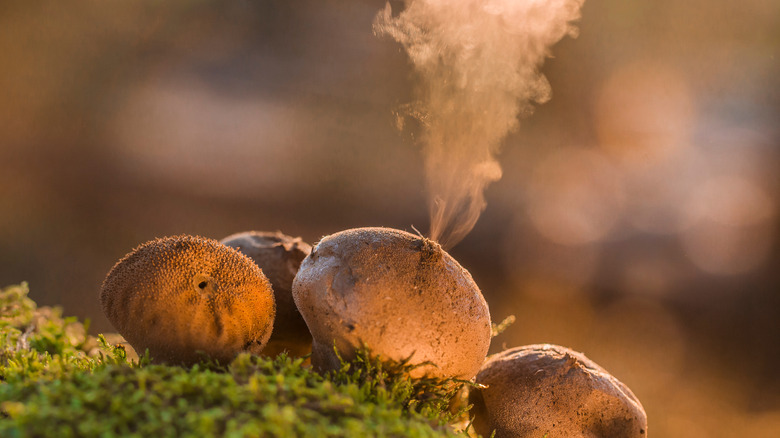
[
  {"left": 595, "top": 60, "right": 695, "bottom": 167},
  {"left": 526, "top": 148, "right": 624, "bottom": 245},
  {"left": 111, "top": 77, "right": 304, "bottom": 197},
  {"left": 682, "top": 175, "right": 776, "bottom": 275},
  {"left": 617, "top": 252, "right": 681, "bottom": 297},
  {"left": 503, "top": 214, "right": 602, "bottom": 299}
]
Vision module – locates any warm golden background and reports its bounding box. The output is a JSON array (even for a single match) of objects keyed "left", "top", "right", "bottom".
[{"left": 1, "top": 1, "right": 778, "bottom": 435}]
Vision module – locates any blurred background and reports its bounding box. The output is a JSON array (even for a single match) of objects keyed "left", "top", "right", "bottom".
[{"left": 1, "top": 0, "right": 778, "bottom": 435}]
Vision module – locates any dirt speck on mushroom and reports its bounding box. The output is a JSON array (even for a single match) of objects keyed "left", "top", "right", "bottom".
[
  {"left": 470, "top": 344, "right": 648, "bottom": 438},
  {"left": 292, "top": 227, "right": 491, "bottom": 380},
  {"left": 100, "top": 235, "right": 275, "bottom": 365},
  {"left": 221, "top": 230, "right": 312, "bottom": 357}
]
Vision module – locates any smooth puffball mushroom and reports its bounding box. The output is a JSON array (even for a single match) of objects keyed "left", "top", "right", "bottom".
[
  {"left": 220, "top": 231, "right": 312, "bottom": 357},
  {"left": 469, "top": 344, "right": 648, "bottom": 438},
  {"left": 292, "top": 227, "right": 491, "bottom": 379},
  {"left": 100, "top": 235, "right": 275, "bottom": 365}
]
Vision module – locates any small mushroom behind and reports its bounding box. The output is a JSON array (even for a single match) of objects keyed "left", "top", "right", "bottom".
[
  {"left": 469, "top": 344, "right": 648, "bottom": 438},
  {"left": 220, "top": 231, "right": 312, "bottom": 357},
  {"left": 100, "top": 235, "right": 275, "bottom": 365},
  {"left": 292, "top": 227, "right": 491, "bottom": 380}
]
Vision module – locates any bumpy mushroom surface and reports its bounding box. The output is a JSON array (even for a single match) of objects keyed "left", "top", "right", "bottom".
[
  {"left": 469, "top": 344, "right": 648, "bottom": 438},
  {"left": 100, "top": 235, "right": 275, "bottom": 365},
  {"left": 292, "top": 227, "right": 491, "bottom": 379},
  {"left": 220, "top": 231, "right": 312, "bottom": 357}
]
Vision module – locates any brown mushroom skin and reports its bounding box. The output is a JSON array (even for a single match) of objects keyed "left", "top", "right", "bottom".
[
  {"left": 470, "top": 344, "right": 648, "bottom": 438},
  {"left": 292, "top": 227, "right": 491, "bottom": 380},
  {"left": 100, "top": 235, "right": 275, "bottom": 365},
  {"left": 220, "top": 231, "right": 312, "bottom": 357}
]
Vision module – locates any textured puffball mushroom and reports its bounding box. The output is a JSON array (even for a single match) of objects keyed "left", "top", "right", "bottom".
[
  {"left": 220, "top": 231, "right": 312, "bottom": 357},
  {"left": 100, "top": 235, "right": 275, "bottom": 365},
  {"left": 469, "top": 344, "right": 648, "bottom": 438},
  {"left": 292, "top": 227, "right": 491, "bottom": 380}
]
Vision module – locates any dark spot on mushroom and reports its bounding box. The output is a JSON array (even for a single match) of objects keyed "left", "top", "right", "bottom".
[{"left": 212, "top": 311, "right": 224, "bottom": 338}]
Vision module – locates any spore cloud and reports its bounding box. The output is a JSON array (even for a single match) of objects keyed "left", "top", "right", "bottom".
[{"left": 375, "top": 0, "right": 584, "bottom": 248}]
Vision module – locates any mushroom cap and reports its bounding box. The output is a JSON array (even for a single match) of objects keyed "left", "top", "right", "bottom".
[
  {"left": 220, "top": 231, "right": 312, "bottom": 357},
  {"left": 292, "top": 227, "right": 491, "bottom": 379},
  {"left": 469, "top": 344, "right": 648, "bottom": 438},
  {"left": 100, "top": 235, "right": 275, "bottom": 365}
]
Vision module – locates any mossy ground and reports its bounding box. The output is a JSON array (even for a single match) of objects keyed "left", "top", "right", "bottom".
[{"left": 0, "top": 283, "right": 475, "bottom": 437}]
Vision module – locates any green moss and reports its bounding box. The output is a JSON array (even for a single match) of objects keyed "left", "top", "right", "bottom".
[{"left": 0, "top": 284, "right": 473, "bottom": 437}]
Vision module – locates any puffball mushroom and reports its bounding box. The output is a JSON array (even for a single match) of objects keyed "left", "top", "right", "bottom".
[
  {"left": 292, "top": 227, "right": 491, "bottom": 380},
  {"left": 220, "top": 231, "right": 312, "bottom": 357},
  {"left": 100, "top": 235, "right": 275, "bottom": 365},
  {"left": 469, "top": 344, "right": 648, "bottom": 438}
]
